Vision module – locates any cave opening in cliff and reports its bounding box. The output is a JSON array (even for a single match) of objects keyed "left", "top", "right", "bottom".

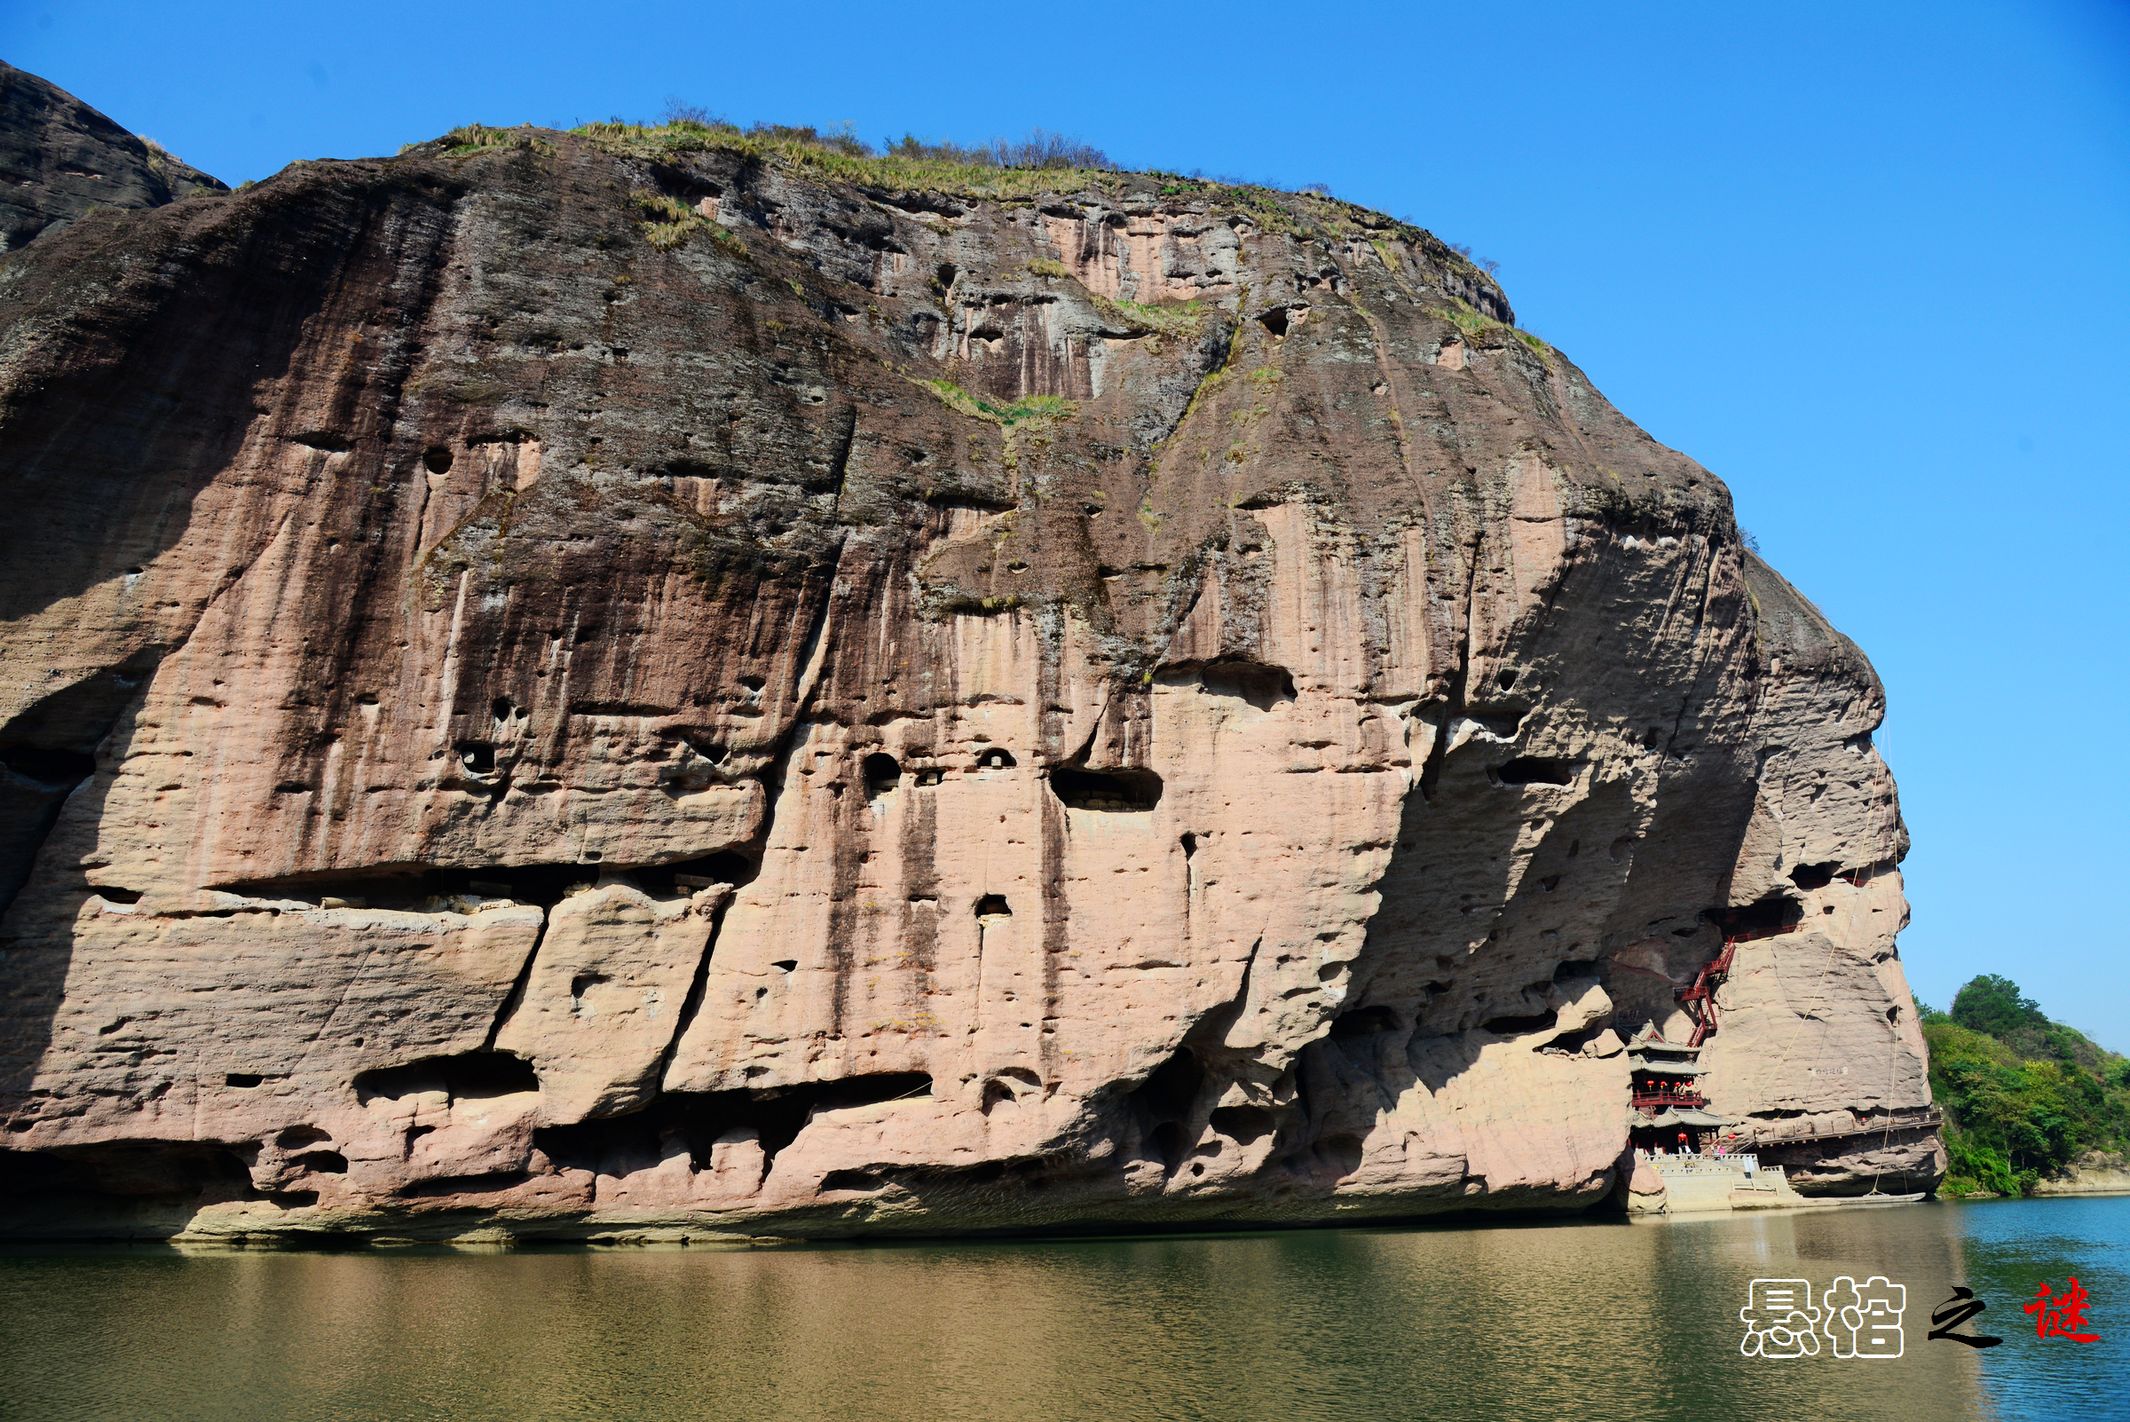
[
  {"left": 863, "top": 752, "right": 902, "bottom": 799},
  {"left": 974, "top": 894, "right": 1012, "bottom": 918},
  {"left": 532, "top": 1072, "right": 935, "bottom": 1174},
  {"left": 0, "top": 744, "right": 97, "bottom": 786},
  {"left": 1480, "top": 1008, "right": 1560, "bottom": 1036},
  {"left": 1788, "top": 861, "right": 1838, "bottom": 891},
  {"left": 1329, "top": 1005, "right": 1401, "bottom": 1040},
  {"left": 1157, "top": 658, "right": 1296, "bottom": 710},
  {"left": 1048, "top": 765, "right": 1163, "bottom": 812},
  {"left": 1125, "top": 1047, "right": 1206, "bottom": 1174},
  {"left": 975, "top": 747, "right": 1016, "bottom": 770},
  {"left": 1491, "top": 756, "right": 1577, "bottom": 787},
  {"left": 1208, "top": 1104, "right": 1276, "bottom": 1145},
  {"left": 980, "top": 1067, "right": 1041, "bottom": 1115},
  {"left": 2, "top": 732, "right": 116, "bottom": 916},
  {"left": 627, "top": 849, "right": 755, "bottom": 896},
  {"left": 1712, "top": 894, "right": 1806, "bottom": 940},
  {"left": 457, "top": 741, "right": 497, "bottom": 775},
  {"left": 818, "top": 1168, "right": 886, "bottom": 1194},
  {"left": 395, "top": 1170, "right": 534, "bottom": 1200},
  {"left": 0, "top": 1141, "right": 261, "bottom": 1210},
  {"left": 351, "top": 1051, "right": 539, "bottom": 1105},
  {"left": 1467, "top": 704, "right": 1529, "bottom": 739},
  {"left": 218, "top": 861, "right": 611, "bottom": 910}
]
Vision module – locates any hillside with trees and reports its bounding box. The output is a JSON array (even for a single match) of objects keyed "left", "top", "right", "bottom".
[{"left": 1923, "top": 975, "right": 2130, "bottom": 1196}]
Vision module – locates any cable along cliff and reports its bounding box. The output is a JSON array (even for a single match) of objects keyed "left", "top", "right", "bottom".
[{"left": 0, "top": 99, "right": 1943, "bottom": 1240}]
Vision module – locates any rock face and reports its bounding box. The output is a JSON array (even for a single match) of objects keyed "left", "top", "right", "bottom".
[
  {"left": 2033, "top": 1152, "right": 2130, "bottom": 1197},
  {"left": 0, "top": 94, "right": 1942, "bottom": 1240},
  {"left": 0, "top": 60, "right": 225, "bottom": 253}
]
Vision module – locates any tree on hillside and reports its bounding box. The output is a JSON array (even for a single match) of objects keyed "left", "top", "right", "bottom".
[
  {"left": 1927, "top": 974, "right": 2130, "bottom": 1196},
  {"left": 1951, "top": 974, "right": 2048, "bottom": 1042}
]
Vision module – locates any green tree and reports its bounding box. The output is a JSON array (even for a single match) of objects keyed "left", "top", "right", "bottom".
[{"left": 1951, "top": 974, "right": 2048, "bottom": 1041}]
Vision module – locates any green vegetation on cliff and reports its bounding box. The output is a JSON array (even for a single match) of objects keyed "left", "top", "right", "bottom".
[{"left": 1924, "top": 975, "right": 2130, "bottom": 1196}]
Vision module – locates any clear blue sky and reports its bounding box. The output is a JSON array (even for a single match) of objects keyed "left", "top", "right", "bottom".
[{"left": 7, "top": 2, "right": 2127, "bottom": 1048}]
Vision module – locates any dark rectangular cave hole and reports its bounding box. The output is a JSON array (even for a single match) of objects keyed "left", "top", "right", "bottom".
[
  {"left": 862, "top": 752, "right": 902, "bottom": 799},
  {"left": 1788, "top": 861, "right": 1839, "bottom": 891},
  {"left": 532, "top": 1072, "right": 934, "bottom": 1176},
  {"left": 1156, "top": 659, "right": 1296, "bottom": 711},
  {"left": 352, "top": 1051, "right": 538, "bottom": 1105},
  {"left": 818, "top": 1168, "right": 887, "bottom": 1193},
  {"left": 221, "top": 863, "right": 594, "bottom": 909},
  {"left": 217, "top": 849, "right": 750, "bottom": 910},
  {"left": 1480, "top": 1009, "right": 1560, "bottom": 1035},
  {"left": 394, "top": 1170, "right": 533, "bottom": 1200},
  {"left": 0, "top": 746, "right": 98, "bottom": 787},
  {"left": 1467, "top": 704, "right": 1529, "bottom": 739},
  {"left": 1491, "top": 757, "right": 1577, "bottom": 787},
  {"left": 0, "top": 1141, "right": 260, "bottom": 1206},
  {"left": 1208, "top": 1104, "right": 1276, "bottom": 1145},
  {"left": 1712, "top": 894, "right": 1806, "bottom": 939},
  {"left": 1048, "top": 766, "right": 1163, "bottom": 812},
  {"left": 626, "top": 850, "right": 756, "bottom": 896},
  {"left": 1329, "top": 1005, "right": 1402, "bottom": 1039}
]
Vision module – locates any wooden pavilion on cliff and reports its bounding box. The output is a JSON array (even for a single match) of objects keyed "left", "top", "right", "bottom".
[{"left": 1626, "top": 1028, "right": 1729, "bottom": 1154}]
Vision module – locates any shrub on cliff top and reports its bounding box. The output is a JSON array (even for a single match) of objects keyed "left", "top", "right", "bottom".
[
  {"left": 574, "top": 112, "right": 1116, "bottom": 200},
  {"left": 886, "top": 128, "right": 1111, "bottom": 171}
]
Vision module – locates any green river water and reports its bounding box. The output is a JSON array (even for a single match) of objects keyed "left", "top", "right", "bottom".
[{"left": 2, "top": 1196, "right": 2122, "bottom": 1421}]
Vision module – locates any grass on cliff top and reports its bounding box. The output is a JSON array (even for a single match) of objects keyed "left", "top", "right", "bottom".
[
  {"left": 573, "top": 118, "right": 1127, "bottom": 202},
  {"left": 440, "top": 123, "right": 556, "bottom": 159},
  {"left": 561, "top": 118, "right": 1495, "bottom": 276},
  {"left": 1923, "top": 973, "right": 2130, "bottom": 1197}
]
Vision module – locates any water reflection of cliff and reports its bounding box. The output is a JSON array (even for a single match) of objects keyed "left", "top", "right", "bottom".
[{"left": 2, "top": 1210, "right": 2001, "bottom": 1420}]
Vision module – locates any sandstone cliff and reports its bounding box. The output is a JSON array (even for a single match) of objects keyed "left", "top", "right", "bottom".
[
  {"left": 0, "top": 60, "right": 225, "bottom": 253},
  {"left": 0, "top": 96, "right": 1942, "bottom": 1240}
]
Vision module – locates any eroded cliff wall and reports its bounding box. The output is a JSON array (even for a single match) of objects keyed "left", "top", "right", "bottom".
[
  {"left": 0, "top": 60, "right": 225, "bottom": 253},
  {"left": 0, "top": 110, "right": 1941, "bottom": 1240}
]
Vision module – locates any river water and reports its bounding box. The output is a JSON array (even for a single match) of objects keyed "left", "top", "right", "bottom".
[{"left": 1, "top": 1197, "right": 2122, "bottom": 1421}]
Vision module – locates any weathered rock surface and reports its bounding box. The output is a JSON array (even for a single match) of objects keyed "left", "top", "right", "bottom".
[
  {"left": 2033, "top": 1152, "right": 2130, "bottom": 1196},
  {"left": 0, "top": 60, "right": 224, "bottom": 253},
  {"left": 0, "top": 85, "right": 1940, "bottom": 1240}
]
